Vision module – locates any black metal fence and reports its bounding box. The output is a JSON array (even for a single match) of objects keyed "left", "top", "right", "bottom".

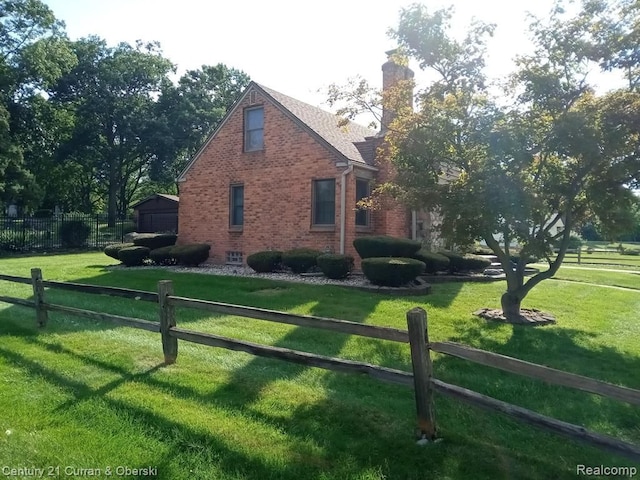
[{"left": 0, "top": 214, "right": 134, "bottom": 253}]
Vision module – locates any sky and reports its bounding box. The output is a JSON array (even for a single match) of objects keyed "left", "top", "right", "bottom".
[{"left": 43, "top": 0, "right": 591, "bottom": 112}]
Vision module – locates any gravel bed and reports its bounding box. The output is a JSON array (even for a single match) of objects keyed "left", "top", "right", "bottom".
[{"left": 109, "top": 263, "right": 372, "bottom": 287}]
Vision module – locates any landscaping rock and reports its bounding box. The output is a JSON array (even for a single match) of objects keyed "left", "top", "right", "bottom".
[{"left": 473, "top": 308, "right": 556, "bottom": 326}]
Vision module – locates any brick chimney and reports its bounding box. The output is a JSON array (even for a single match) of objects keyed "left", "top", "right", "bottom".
[{"left": 380, "top": 49, "right": 414, "bottom": 135}]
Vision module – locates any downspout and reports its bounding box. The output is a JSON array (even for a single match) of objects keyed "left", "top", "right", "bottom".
[
  {"left": 411, "top": 210, "right": 417, "bottom": 241},
  {"left": 339, "top": 162, "right": 354, "bottom": 254}
]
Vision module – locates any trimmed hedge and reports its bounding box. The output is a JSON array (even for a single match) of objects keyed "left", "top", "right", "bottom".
[
  {"left": 59, "top": 219, "right": 91, "bottom": 248},
  {"left": 247, "top": 250, "right": 283, "bottom": 273},
  {"left": 171, "top": 244, "right": 211, "bottom": 266},
  {"left": 133, "top": 233, "right": 177, "bottom": 250},
  {"left": 104, "top": 242, "right": 134, "bottom": 260},
  {"left": 412, "top": 249, "right": 450, "bottom": 274},
  {"left": 439, "top": 251, "right": 491, "bottom": 272},
  {"left": 118, "top": 246, "right": 150, "bottom": 267},
  {"left": 150, "top": 246, "right": 178, "bottom": 265},
  {"left": 282, "top": 248, "right": 322, "bottom": 274},
  {"left": 361, "top": 257, "right": 425, "bottom": 287},
  {"left": 622, "top": 249, "right": 640, "bottom": 256},
  {"left": 353, "top": 235, "right": 422, "bottom": 259},
  {"left": 317, "top": 254, "right": 354, "bottom": 279}
]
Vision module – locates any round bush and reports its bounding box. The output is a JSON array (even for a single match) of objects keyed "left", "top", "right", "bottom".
[
  {"left": 59, "top": 219, "right": 91, "bottom": 248},
  {"left": 172, "top": 243, "right": 211, "bottom": 266},
  {"left": 247, "top": 251, "right": 283, "bottom": 273},
  {"left": 459, "top": 254, "right": 492, "bottom": 271},
  {"left": 118, "top": 246, "right": 150, "bottom": 267},
  {"left": 438, "top": 251, "right": 465, "bottom": 273},
  {"left": 412, "top": 249, "right": 450, "bottom": 274},
  {"left": 282, "top": 248, "right": 322, "bottom": 274},
  {"left": 353, "top": 235, "right": 422, "bottom": 259},
  {"left": 440, "top": 251, "right": 491, "bottom": 272},
  {"left": 361, "top": 257, "right": 426, "bottom": 287},
  {"left": 104, "top": 242, "right": 134, "bottom": 260},
  {"left": 149, "top": 245, "right": 178, "bottom": 265},
  {"left": 317, "top": 254, "right": 354, "bottom": 279},
  {"left": 133, "top": 233, "right": 177, "bottom": 250}
]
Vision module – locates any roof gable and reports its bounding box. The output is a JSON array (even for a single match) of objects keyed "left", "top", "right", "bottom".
[{"left": 177, "top": 81, "right": 378, "bottom": 181}]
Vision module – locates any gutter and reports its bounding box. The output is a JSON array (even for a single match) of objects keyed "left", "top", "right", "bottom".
[{"left": 338, "top": 162, "right": 354, "bottom": 254}]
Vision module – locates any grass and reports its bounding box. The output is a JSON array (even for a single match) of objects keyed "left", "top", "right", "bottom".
[{"left": 0, "top": 252, "right": 639, "bottom": 479}]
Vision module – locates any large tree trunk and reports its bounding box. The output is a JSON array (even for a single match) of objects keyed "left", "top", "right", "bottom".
[{"left": 501, "top": 290, "right": 523, "bottom": 322}]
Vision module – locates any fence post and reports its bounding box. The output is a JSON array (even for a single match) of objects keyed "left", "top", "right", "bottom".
[
  {"left": 578, "top": 246, "right": 582, "bottom": 264},
  {"left": 30, "top": 268, "right": 48, "bottom": 327},
  {"left": 407, "top": 307, "right": 436, "bottom": 441},
  {"left": 158, "top": 280, "right": 178, "bottom": 364}
]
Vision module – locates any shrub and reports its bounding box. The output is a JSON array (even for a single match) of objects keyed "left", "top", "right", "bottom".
[
  {"left": 282, "top": 248, "right": 322, "bottom": 273},
  {"left": 361, "top": 257, "right": 425, "bottom": 287},
  {"left": 439, "top": 251, "right": 491, "bottom": 272},
  {"left": 317, "top": 254, "right": 354, "bottom": 279},
  {"left": 460, "top": 254, "right": 492, "bottom": 271},
  {"left": 59, "top": 219, "right": 91, "bottom": 248},
  {"left": 468, "top": 245, "right": 493, "bottom": 255},
  {"left": 438, "top": 251, "right": 465, "bottom": 273},
  {"left": 133, "top": 233, "right": 177, "bottom": 250},
  {"left": 104, "top": 242, "right": 134, "bottom": 260},
  {"left": 118, "top": 246, "right": 150, "bottom": 267},
  {"left": 247, "top": 250, "right": 283, "bottom": 273},
  {"left": 509, "top": 254, "right": 539, "bottom": 265},
  {"left": 353, "top": 235, "right": 422, "bottom": 259},
  {"left": 622, "top": 249, "right": 640, "bottom": 256},
  {"left": 567, "top": 235, "right": 582, "bottom": 250},
  {"left": 172, "top": 243, "right": 211, "bottom": 266},
  {"left": 149, "top": 245, "right": 178, "bottom": 265},
  {"left": 412, "top": 249, "right": 450, "bottom": 274}
]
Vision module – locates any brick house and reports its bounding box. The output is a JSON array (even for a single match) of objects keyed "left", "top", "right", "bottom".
[{"left": 177, "top": 53, "right": 433, "bottom": 265}]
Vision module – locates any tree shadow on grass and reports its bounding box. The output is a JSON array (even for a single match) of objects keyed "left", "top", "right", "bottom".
[
  {"left": 0, "top": 268, "right": 480, "bottom": 478},
  {"left": 433, "top": 320, "right": 640, "bottom": 466}
]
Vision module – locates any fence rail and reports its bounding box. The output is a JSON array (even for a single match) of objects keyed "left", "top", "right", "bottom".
[
  {"left": 0, "top": 268, "right": 639, "bottom": 461},
  {"left": 0, "top": 214, "right": 132, "bottom": 252}
]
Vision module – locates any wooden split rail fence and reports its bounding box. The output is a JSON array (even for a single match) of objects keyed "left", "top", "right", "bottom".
[{"left": 0, "top": 268, "right": 639, "bottom": 461}]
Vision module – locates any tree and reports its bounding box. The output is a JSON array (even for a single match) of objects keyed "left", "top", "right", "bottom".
[
  {"left": 0, "top": 0, "right": 75, "bottom": 211},
  {"left": 146, "top": 64, "right": 250, "bottom": 191},
  {"left": 51, "top": 37, "right": 174, "bottom": 224},
  {"left": 330, "top": 2, "right": 640, "bottom": 322}
]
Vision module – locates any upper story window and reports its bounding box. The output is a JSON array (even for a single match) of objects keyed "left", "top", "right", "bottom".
[
  {"left": 312, "top": 179, "right": 336, "bottom": 226},
  {"left": 244, "top": 107, "right": 264, "bottom": 151},
  {"left": 355, "top": 178, "right": 371, "bottom": 227}
]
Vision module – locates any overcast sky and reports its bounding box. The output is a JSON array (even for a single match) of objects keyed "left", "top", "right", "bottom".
[{"left": 44, "top": 0, "right": 609, "bottom": 111}]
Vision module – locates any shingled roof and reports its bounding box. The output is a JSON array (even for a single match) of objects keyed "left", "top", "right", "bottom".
[
  {"left": 177, "top": 81, "right": 379, "bottom": 181},
  {"left": 256, "top": 83, "right": 378, "bottom": 165}
]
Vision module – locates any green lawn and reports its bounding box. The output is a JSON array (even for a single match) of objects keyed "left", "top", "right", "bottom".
[
  {"left": 0, "top": 252, "right": 639, "bottom": 479},
  {"left": 533, "top": 263, "right": 640, "bottom": 290}
]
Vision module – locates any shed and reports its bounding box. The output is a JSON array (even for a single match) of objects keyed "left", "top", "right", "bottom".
[{"left": 132, "top": 194, "right": 179, "bottom": 233}]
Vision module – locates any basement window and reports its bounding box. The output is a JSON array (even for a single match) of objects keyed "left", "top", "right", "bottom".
[{"left": 226, "top": 251, "right": 243, "bottom": 265}]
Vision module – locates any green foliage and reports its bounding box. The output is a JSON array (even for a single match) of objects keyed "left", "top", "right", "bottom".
[
  {"left": 117, "top": 246, "right": 150, "bottom": 267},
  {"left": 353, "top": 235, "right": 422, "bottom": 259},
  {"left": 171, "top": 243, "right": 211, "bottom": 266},
  {"left": 568, "top": 235, "right": 583, "bottom": 250},
  {"left": 149, "top": 245, "right": 178, "bottom": 265},
  {"left": 412, "top": 249, "right": 450, "bottom": 274},
  {"left": 317, "top": 254, "right": 354, "bottom": 279},
  {"left": 246, "top": 250, "right": 283, "bottom": 273},
  {"left": 58, "top": 219, "right": 90, "bottom": 248},
  {"left": 439, "top": 251, "right": 490, "bottom": 272},
  {"left": 282, "top": 248, "right": 322, "bottom": 274},
  {"left": 104, "top": 242, "right": 134, "bottom": 260},
  {"left": 361, "top": 257, "right": 425, "bottom": 287},
  {"left": 132, "top": 233, "right": 177, "bottom": 250},
  {"left": 621, "top": 249, "right": 640, "bottom": 256}
]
